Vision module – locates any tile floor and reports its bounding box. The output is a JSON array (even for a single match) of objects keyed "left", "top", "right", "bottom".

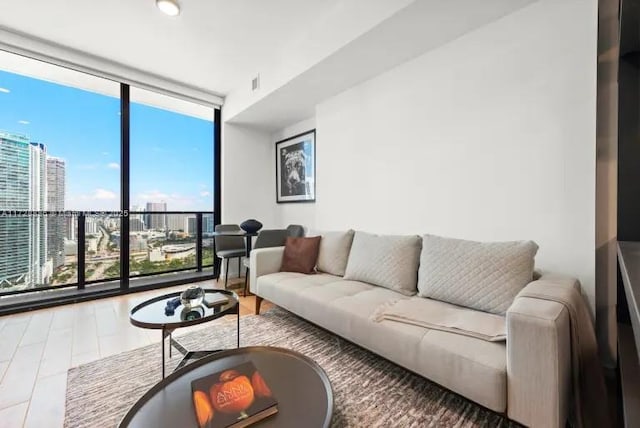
[{"left": 0, "top": 279, "right": 271, "bottom": 428}]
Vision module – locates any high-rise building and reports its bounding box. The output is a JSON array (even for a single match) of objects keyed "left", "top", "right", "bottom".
[
  {"left": 29, "top": 142, "right": 47, "bottom": 284},
  {"left": 186, "top": 216, "right": 197, "bottom": 236},
  {"left": 85, "top": 217, "right": 98, "bottom": 235},
  {"left": 130, "top": 204, "right": 145, "bottom": 230},
  {"left": 167, "top": 213, "right": 188, "bottom": 231},
  {"left": 47, "top": 157, "right": 65, "bottom": 270},
  {"left": 130, "top": 218, "right": 144, "bottom": 232},
  {"left": 0, "top": 132, "right": 47, "bottom": 289},
  {"left": 203, "top": 214, "right": 214, "bottom": 234},
  {"left": 65, "top": 215, "right": 76, "bottom": 241},
  {"left": 145, "top": 202, "right": 167, "bottom": 230}
]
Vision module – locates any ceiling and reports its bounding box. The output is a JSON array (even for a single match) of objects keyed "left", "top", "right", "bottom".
[{"left": 0, "top": 0, "right": 347, "bottom": 95}]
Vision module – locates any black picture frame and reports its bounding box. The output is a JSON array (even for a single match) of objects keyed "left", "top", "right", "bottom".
[{"left": 275, "top": 129, "right": 316, "bottom": 203}]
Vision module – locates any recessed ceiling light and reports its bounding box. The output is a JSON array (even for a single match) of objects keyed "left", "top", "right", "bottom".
[{"left": 156, "top": 0, "right": 180, "bottom": 16}]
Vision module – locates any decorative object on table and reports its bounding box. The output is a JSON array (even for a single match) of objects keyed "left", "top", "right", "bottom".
[
  {"left": 180, "top": 285, "right": 205, "bottom": 308},
  {"left": 280, "top": 236, "right": 321, "bottom": 274},
  {"left": 240, "top": 219, "right": 263, "bottom": 234},
  {"left": 191, "top": 361, "right": 278, "bottom": 428},
  {"left": 181, "top": 306, "right": 205, "bottom": 321},
  {"left": 276, "top": 129, "right": 315, "bottom": 203},
  {"left": 165, "top": 297, "right": 182, "bottom": 316},
  {"left": 203, "top": 292, "right": 230, "bottom": 309}
]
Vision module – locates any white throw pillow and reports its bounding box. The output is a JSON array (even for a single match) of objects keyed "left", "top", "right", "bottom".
[
  {"left": 315, "top": 230, "right": 355, "bottom": 276},
  {"left": 418, "top": 234, "right": 538, "bottom": 315},
  {"left": 344, "top": 232, "right": 421, "bottom": 296}
]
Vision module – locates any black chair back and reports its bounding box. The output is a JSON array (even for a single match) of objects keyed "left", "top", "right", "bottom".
[
  {"left": 214, "top": 224, "right": 245, "bottom": 253},
  {"left": 255, "top": 229, "right": 288, "bottom": 249},
  {"left": 286, "top": 224, "right": 305, "bottom": 238}
]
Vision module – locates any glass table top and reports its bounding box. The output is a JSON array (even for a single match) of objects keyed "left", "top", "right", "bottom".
[{"left": 130, "top": 289, "right": 239, "bottom": 329}]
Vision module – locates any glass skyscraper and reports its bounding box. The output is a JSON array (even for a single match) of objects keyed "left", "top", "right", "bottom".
[
  {"left": 29, "top": 142, "right": 47, "bottom": 285},
  {"left": 145, "top": 202, "right": 167, "bottom": 230},
  {"left": 47, "top": 156, "right": 66, "bottom": 270},
  {"left": 0, "top": 131, "right": 48, "bottom": 289}
]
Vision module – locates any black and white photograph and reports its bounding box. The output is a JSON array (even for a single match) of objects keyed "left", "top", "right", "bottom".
[{"left": 276, "top": 130, "right": 315, "bottom": 203}]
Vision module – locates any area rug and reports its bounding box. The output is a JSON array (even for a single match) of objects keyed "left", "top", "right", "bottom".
[{"left": 65, "top": 307, "right": 516, "bottom": 427}]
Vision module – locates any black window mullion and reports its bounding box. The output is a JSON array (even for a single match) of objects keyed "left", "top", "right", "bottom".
[
  {"left": 120, "top": 84, "right": 130, "bottom": 289},
  {"left": 77, "top": 212, "right": 85, "bottom": 289},
  {"left": 213, "top": 107, "right": 221, "bottom": 279},
  {"left": 196, "top": 213, "right": 203, "bottom": 272}
]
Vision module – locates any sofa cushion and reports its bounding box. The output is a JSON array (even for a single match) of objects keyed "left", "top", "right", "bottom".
[
  {"left": 255, "top": 272, "right": 506, "bottom": 411},
  {"left": 280, "top": 236, "right": 321, "bottom": 274},
  {"left": 418, "top": 234, "right": 538, "bottom": 315},
  {"left": 315, "top": 230, "right": 355, "bottom": 276},
  {"left": 344, "top": 232, "right": 421, "bottom": 295}
]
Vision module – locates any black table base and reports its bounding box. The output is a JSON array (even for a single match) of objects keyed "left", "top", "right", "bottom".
[{"left": 160, "top": 307, "right": 240, "bottom": 378}]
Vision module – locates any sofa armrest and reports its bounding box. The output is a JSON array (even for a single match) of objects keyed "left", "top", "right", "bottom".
[
  {"left": 506, "top": 276, "right": 576, "bottom": 427},
  {"left": 249, "top": 247, "right": 284, "bottom": 295}
]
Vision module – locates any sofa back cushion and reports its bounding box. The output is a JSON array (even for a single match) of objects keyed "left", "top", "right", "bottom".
[
  {"left": 315, "top": 230, "right": 355, "bottom": 276},
  {"left": 418, "top": 234, "right": 538, "bottom": 314},
  {"left": 280, "top": 236, "right": 322, "bottom": 274},
  {"left": 344, "top": 232, "right": 421, "bottom": 295}
]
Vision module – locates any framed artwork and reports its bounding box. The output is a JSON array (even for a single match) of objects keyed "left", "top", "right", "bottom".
[{"left": 276, "top": 129, "right": 316, "bottom": 203}]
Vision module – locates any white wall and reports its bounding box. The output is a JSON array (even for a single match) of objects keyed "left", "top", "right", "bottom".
[
  {"left": 221, "top": 122, "right": 275, "bottom": 278},
  {"left": 223, "top": 0, "right": 414, "bottom": 121},
  {"left": 226, "top": 0, "right": 599, "bottom": 317},
  {"left": 222, "top": 122, "right": 275, "bottom": 226},
  {"left": 271, "top": 117, "right": 317, "bottom": 229},
  {"left": 269, "top": 0, "right": 598, "bottom": 310}
]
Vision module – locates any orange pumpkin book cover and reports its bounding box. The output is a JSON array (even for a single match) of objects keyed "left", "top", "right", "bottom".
[{"left": 191, "top": 361, "right": 278, "bottom": 428}]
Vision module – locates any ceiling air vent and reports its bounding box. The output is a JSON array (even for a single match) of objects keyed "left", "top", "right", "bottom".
[{"left": 251, "top": 75, "right": 260, "bottom": 91}]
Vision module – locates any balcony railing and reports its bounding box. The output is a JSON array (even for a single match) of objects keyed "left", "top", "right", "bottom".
[{"left": 0, "top": 211, "right": 215, "bottom": 296}]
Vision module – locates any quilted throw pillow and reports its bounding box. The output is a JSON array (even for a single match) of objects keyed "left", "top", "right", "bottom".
[
  {"left": 315, "top": 230, "right": 355, "bottom": 276},
  {"left": 417, "top": 234, "right": 538, "bottom": 315},
  {"left": 344, "top": 232, "right": 421, "bottom": 296}
]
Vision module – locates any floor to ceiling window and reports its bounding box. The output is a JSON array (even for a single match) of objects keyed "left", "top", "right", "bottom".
[
  {"left": 0, "top": 50, "right": 218, "bottom": 299},
  {"left": 0, "top": 50, "right": 120, "bottom": 293},
  {"left": 129, "top": 87, "right": 214, "bottom": 278}
]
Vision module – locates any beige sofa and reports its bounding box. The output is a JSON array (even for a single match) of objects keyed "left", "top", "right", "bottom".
[{"left": 249, "top": 232, "right": 574, "bottom": 427}]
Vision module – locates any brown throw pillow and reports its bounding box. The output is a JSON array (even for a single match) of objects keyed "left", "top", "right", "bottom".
[{"left": 280, "top": 236, "right": 321, "bottom": 274}]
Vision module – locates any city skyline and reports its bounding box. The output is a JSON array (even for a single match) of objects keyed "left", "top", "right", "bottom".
[{"left": 0, "top": 68, "right": 215, "bottom": 212}]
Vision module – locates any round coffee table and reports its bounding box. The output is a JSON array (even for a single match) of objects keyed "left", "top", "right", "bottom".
[
  {"left": 119, "top": 346, "right": 333, "bottom": 428},
  {"left": 130, "top": 289, "right": 239, "bottom": 378}
]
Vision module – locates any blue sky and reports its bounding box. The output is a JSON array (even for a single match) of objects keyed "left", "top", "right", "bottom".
[{"left": 0, "top": 69, "right": 214, "bottom": 212}]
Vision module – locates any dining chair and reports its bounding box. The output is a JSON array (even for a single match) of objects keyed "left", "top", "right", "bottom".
[
  {"left": 286, "top": 224, "right": 305, "bottom": 238},
  {"left": 243, "top": 229, "right": 288, "bottom": 296},
  {"left": 214, "top": 224, "right": 246, "bottom": 290}
]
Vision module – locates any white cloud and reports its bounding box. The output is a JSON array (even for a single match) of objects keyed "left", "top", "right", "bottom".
[
  {"left": 138, "top": 190, "right": 170, "bottom": 201},
  {"left": 93, "top": 189, "right": 117, "bottom": 200},
  {"left": 200, "top": 191, "right": 210, "bottom": 197},
  {"left": 18, "top": 120, "right": 29, "bottom": 125},
  {"left": 135, "top": 190, "right": 202, "bottom": 209},
  {"left": 101, "top": 151, "right": 109, "bottom": 156},
  {"left": 0, "top": 87, "right": 10, "bottom": 93},
  {"left": 107, "top": 162, "right": 120, "bottom": 170}
]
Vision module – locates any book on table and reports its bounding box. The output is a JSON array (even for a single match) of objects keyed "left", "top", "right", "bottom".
[
  {"left": 203, "top": 293, "right": 229, "bottom": 308},
  {"left": 191, "top": 361, "right": 278, "bottom": 428}
]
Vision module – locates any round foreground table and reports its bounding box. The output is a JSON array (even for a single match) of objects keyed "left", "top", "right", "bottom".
[
  {"left": 130, "top": 289, "right": 239, "bottom": 378},
  {"left": 119, "top": 346, "right": 333, "bottom": 428}
]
